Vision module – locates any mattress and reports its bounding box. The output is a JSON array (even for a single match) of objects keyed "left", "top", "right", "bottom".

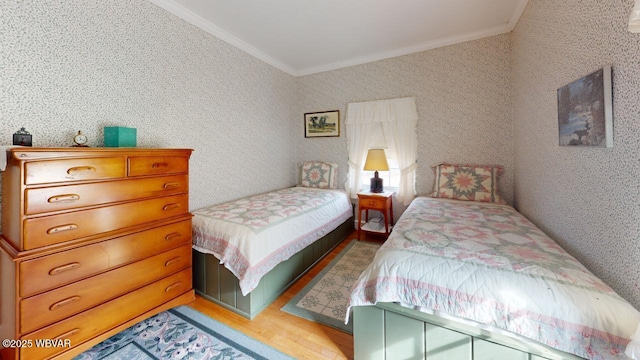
[
  {"left": 192, "top": 187, "right": 352, "bottom": 295},
  {"left": 348, "top": 196, "right": 640, "bottom": 359}
]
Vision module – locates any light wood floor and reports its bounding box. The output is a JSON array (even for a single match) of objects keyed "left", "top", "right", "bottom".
[{"left": 188, "top": 230, "right": 385, "bottom": 360}]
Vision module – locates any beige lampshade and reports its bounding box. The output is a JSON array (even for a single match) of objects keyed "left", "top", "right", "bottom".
[{"left": 363, "top": 149, "right": 389, "bottom": 171}]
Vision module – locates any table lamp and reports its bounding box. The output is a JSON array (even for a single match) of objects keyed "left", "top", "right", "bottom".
[{"left": 363, "top": 149, "right": 389, "bottom": 193}]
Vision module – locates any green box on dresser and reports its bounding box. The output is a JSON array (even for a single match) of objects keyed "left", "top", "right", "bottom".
[{"left": 104, "top": 126, "right": 137, "bottom": 147}]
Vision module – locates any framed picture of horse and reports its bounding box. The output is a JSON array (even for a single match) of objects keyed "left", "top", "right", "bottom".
[{"left": 304, "top": 110, "right": 340, "bottom": 138}]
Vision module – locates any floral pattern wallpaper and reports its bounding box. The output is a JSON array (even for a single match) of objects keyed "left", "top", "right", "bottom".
[
  {"left": 0, "top": 1, "right": 299, "bottom": 223},
  {"left": 295, "top": 34, "right": 514, "bottom": 223},
  {"left": 512, "top": 0, "right": 640, "bottom": 308},
  {"left": 2, "top": 0, "right": 637, "bottom": 311}
]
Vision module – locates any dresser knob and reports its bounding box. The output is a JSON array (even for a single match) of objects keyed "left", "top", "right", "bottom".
[
  {"left": 164, "top": 257, "right": 182, "bottom": 267},
  {"left": 162, "top": 203, "right": 180, "bottom": 211},
  {"left": 53, "top": 328, "right": 80, "bottom": 341},
  {"left": 163, "top": 182, "right": 180, "bottom": 189},
  {"left": 164, "top": 232, "right": 182, "bottom": 241},
  {"left": 66, "top": 166, "right": 96, "bottom": 174},
  {"left": 49, "top": 296, "right": 81, "bottom": 311},
  {"left": 48, "top": 194, "right": 80, "bottom": 203},
  {"left": 47, "top": 224, "right": 78, "bottom": 234},
  {"left": 49, "top": 262, "right": 80, "bottom": 275},
  {"left": 165, "top": 282, "right": 183, "bottom": 292},
  {"left": 152, "top": 162, "right": 169, "bottom": 168}
]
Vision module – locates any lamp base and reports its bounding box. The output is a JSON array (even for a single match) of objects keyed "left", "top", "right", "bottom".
[{"left": 369, "top": 176, "right": 384, "bottom": 193}]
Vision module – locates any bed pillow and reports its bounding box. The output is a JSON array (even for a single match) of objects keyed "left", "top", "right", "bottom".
[
  {"left": 429, "top": 163, "right": 506, "bottom": 204},
  {"left": 300, "top": 161, "right": 338, "bottom": 189}
]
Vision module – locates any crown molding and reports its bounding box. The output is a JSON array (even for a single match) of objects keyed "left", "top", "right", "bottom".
[
  {"left": 295, "top": 23, "right": 514, "bottom": 76},
  {"left": 509, "top": 0, "right": 529, "bottom": 30},
  {"left": 149, "top": 0, "right": 298, "bottom": 76},
  {"left": 150, "top": 0, "right": 529, "bottom": 77}
]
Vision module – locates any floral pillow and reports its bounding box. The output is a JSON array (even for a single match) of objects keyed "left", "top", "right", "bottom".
[
  {"left": 429, "top": 163, "right": 506, "bottom": 204},
  {"left": 300, "top": 161, "right": 338, "bottom": 189}
]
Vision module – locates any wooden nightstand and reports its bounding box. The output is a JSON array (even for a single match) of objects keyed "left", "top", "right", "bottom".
[{"left": 357, "top": 191, "right": 394, "bottom": 240}]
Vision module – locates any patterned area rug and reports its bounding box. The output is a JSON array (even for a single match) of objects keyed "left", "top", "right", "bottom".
[
  {"left": 281, "top": 240, "right": 381, "bottom": 334},
  {"left": 75, "top": 306, "right": 294, "bottom": 360}
]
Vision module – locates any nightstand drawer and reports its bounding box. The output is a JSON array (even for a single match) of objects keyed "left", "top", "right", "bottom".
[{"left": 361, "top": 197, "right": 387, "bottom": 210}]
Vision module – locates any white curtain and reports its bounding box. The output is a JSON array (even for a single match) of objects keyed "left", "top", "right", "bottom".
[{"left": 345, "top": 97, "right": 418, "bottom": 205}]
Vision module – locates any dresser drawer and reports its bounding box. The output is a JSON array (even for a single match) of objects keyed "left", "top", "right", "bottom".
[
  {"left": 25, "top": 174, "right": 189, "bottom": 215},
  {"left": 20, "top": 268, "right": 192, "bottom": 360},
  {"left": 23, "top": 194, "right": 188, "bottom": 250},
  {"left": 128, "top": 156, "right": 188, "bottom": 177},
  {"left": 20, "top": 244, "right": 191, "bottom": 334},
  {"left": 20, "top": 219, "right": 191, "bottom": 297},
  {"left": 25, "top": 157, "right": 126, "bottom": 185}
]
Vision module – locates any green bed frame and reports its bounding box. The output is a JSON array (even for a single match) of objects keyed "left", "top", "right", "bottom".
[
  {"left": 353, "top": 302, "right": 585, "bottom": 360},
  {"left": 192, "top": 216, "right": 354, "bottom": 319}
]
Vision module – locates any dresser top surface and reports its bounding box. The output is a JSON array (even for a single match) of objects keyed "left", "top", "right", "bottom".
[{"left": 5, "top": 147, "right": 193, "bottom": 162}]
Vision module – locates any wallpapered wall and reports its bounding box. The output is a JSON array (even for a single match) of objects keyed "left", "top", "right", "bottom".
[
  {"left": 295, "top": 35, "right": 514, "bottom": 215},
  {"left": 4, "top": 0, "right": 636, "bottom": 311},
  {"left": 1, "top": 1, "right": 514, "bottom": 225},
  {"left": 0, "top": 1, "right": 299, "bottom": 221},
  {"left": 512, "top": 0, "right": 640, "bottom": 308}
]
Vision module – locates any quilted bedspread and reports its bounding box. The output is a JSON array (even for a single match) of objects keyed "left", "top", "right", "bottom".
[
  {"left": 192, "top": 187, "right": 352, "bottom": 295},
  {"left": 348, "top": 197, "right": 640, "bottom": 359}
]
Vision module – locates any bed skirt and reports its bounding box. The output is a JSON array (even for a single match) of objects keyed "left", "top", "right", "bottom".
[
  {"left": 353, "top": 303, "right": 584, "bottom": 360},
  {"left": 192, "top": 215, "right": 354, "bottom": 319}
]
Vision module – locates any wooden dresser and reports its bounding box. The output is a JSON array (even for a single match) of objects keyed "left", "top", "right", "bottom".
[{"left": 0, "top": 148, "right": 195, "bottom": 359}]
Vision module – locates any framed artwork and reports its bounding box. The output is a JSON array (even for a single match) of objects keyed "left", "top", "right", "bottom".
[
  {"left": 304, "top": 110, "right": 340, "bottom": 138},
  {"left": 557, "top": 66, "right": 613, "bottom": 147}
]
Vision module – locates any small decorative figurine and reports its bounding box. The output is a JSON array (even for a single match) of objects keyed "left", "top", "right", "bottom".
[{"left": 13, "top": 127, "right": 33, "bottom": 146}]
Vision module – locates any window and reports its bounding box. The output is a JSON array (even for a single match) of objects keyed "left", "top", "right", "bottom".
[{"left": 345, "top": 97, "right": 418, "bottom": 205}]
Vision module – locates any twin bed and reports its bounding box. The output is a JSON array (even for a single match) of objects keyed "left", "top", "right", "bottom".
[
  {"left": 348, "top": 164, "right": 640, "bottom": 360},
  {"left": 189, "top": 161, "right": 640, "bottom": 359},
  {"left": 191, "top": 161, "right": 353, "bottom": 318}
]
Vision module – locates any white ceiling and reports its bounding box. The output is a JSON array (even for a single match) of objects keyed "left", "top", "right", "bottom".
[{"left": 150, "top": 0, "right": 529, "bottom": 77}]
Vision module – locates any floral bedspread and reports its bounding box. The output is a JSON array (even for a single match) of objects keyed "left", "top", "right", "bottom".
[
  {"left": 192, "top": 187, "right": 352, "bottom": 295},
  {"left": 348, "top": 197, "right": 640, "bottom": 359}
]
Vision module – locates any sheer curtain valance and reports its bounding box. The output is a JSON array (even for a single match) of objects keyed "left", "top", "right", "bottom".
[{"left": 345, "top": 97, "right": 418, "bottom": 206}]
